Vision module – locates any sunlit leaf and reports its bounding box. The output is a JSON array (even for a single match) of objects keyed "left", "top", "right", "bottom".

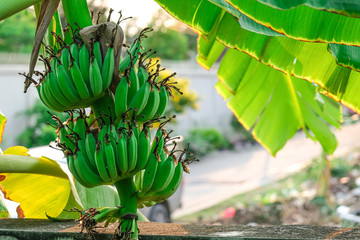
[
  {"left": 208, "top": 0, "right": 241, "bottom": 18},
  {"left": 154, "top": 0, "right": 221, "bottom": 35},
  {"left": 258, "top": 0, "right": 360, "bottom": 18},
  {"left": 328, "top": 44, "right": 360, "bottom": 72},
  {"left": 156, "top": 0, "right": 343, "bottom": 154},
  {"left": 0, "top": 146, "right": 71, "bottom": 218},
  {"left": 238, "top": 13, "right": 284, "bottom": 37},
  {"left": 217, "top": 49, "right": 340, "bottom": 155},
  {"left": 0, "top": 112, "right": 6, "bottom": 145},
  {"left": 206, "top": 11, "right": 360, "bottom": 113},
  {"left": 0, "top": 173, "right": 71, "bottom": 218},
  {"left": 197, "top": 35, "right": 225, "bottom": 70},
  {"left": 224, "top": 0, "right": 360, "bottom": 46}
]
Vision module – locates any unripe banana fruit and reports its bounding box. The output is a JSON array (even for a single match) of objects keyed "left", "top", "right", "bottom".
[{"left": 35, "top": 22, "right": 123, "bottom": 112}]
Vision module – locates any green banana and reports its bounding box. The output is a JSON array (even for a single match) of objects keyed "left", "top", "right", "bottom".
[
  {"left": 67, "top": 155, "right": 93, "bottom": 188},
  {"left": 74, "top": 150, "right": 103, "bottom": 186},
  {"left": 77, "top": 138, "right": 98, "bottom": 173},
  {"left": 36, "top": 82, "right": 52, "bottom": 110},
  {"left": 69, "top": 61, "right": 91, "bottom": 100},
  {"left": 149, "top": 154, "right": 176, "bottom": 194},
  {"left": 95, "top": 141, "right": 112, "bottom": 182},
  {"left": 60, "top": 47, "right": 70, "bottom": 70},
  {"left": 101, "top": 47, "right": 115, "bottom": 90},
  {"left": 127, "top": 67, "right": 139, "bottom": 105},
  {"left": 42, "top": 75, "right": 66, "bottom": 111},
  {"left": 127, "top": 129, "right": 138, "bottom": 173},
  {"left": 138, "top": 86, "right": 160, "bottom": 121},
  {"left": 104, "top": 134, "right": 118, "bottom": 180},
  {"left": 57, "top": 63, "right": 82, "bottom": 103},
  {"left": 73, "top": 115, "right": 87, "bottom": 141},
  {"left": 131, "top": 126, "right": 150, "bottom": 173},
  {"left": 57, "top": 124, "right": 75, "bottom": 152},
  {"left": 116, "top": 129, "right": 128, "bottom": 175},
  {"left": 89, "top": 58, "right": 103, "bottom": 97},
  {"left": 150, "top": 161, "right": 183, "bottom": 202},
  {"left": 79, "top": 44, "right": 91, "bottom": 87},
  {"left": 93, "top": 41, "right": 103, "bottom": 72},
  {"left": 114, "top": 76, "right": 129, "bottom": 119},
  {"left": 155, "top": 85, "right": 169, "bottom": 117},
  {"left": 47, "top": 70, "right": 72, "bottom": 107},
  {"left": 137, "top": 137, "right": 160, "bottom": 198},
  {"left": 85, "top": 132, "right": 98, "bottom": 171},
  {"left": 69, "top": 43, "right": 79, "bottom": 66},
  {"left": 50, "top": 57, "right": 58, "bottom": 76},
  {"left": 129, "top": 81, "right": 151, "bottom": 114},
  {"left": 137, "top": 65, "right": 148, "bottom": 87},
  {"left": 132, "top": 125, "right": 140, "bottom": 142}
]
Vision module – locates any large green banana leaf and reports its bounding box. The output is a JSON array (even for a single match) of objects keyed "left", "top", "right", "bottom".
[
  {"left": 258, "top": 0, "right": 360, "bottom": 18},
  {"left": 233, "top": 10, "right": 360, "bottom": 74},
  {"left": 217, "top": 49, "right": 340, "bottom": 155},
  {"left": 223, "top": 0, "right": 360, "bottom": 46},
  {"left": 155, "top": 0, "right": 344, "bottom": 154}
]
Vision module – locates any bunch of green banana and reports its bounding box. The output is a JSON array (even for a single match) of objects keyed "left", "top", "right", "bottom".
[
  {"left": 135, "top": 128, "right": 195, "bottom": 208},
  {"left": 35, "top": 26, "right": 117, "bottom": 112},
  {"left": 115, "top": 49, "right": 180, "bottom": 124},
  {"left": 42, "top": 21, "right": 196, "bottom": 240},
  {"left": 53, "top": 111, "right": 171, "bottom": 186}
]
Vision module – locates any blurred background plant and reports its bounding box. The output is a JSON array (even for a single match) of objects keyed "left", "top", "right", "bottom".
[
  {"left": 124, "top": 9, "right": 197, "bottom": 60},
  {"left": 0, "top": 9, "right": 36, "bottom": 53},
  {"left": 16, "top": 100, "right": 68, "bottom": 148},
  {"left": 186, "top": 128, "right": 232, "bottom": 157}
]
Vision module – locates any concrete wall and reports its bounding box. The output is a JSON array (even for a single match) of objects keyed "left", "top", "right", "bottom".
[
  {"left": 0, "top": 59, "right": 234, "bottom": 149},
  {"left": 161, "top": 59, "right": 234, "bottom": 138},
  {"left": 0, "top": 64, "right": 39, "bottom": 149}
]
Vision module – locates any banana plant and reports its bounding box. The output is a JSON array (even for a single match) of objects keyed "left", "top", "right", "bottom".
[
  {"left": 1, "top": 1, "right": 193, "bottom": 239},
  {"left": 152, "top": 0, "right": 360, "bottom": 155},
  {"left": 0, "top": 0, "right": 346, "bottom": 157},
  {"left": 0, "top": 0, "right": 353, "bottom": 237}
]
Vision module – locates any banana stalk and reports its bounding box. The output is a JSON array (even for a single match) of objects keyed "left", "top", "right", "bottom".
[{"left": 114, "top": 178, "right": 139, "bottom": 240}]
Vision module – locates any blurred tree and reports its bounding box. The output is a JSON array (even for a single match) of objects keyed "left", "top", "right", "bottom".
[
  {"left": 126, "top": 9, "right": 197, "bottom": 60},
  {"left": 0, "top": 9, "right": 36, "bottom": 53},
  {"left": 16, "top": 100, "right": 68, "bottom": 148}
]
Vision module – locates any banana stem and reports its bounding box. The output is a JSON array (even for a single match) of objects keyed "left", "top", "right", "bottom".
[
  {"left": 114, "top": 178, "right": 139, "bottom": 239},
  {"left": 61, "top": 0, "right": 92, "bottom": 44}
]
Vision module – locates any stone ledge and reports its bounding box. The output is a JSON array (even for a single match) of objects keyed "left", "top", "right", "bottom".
[{"left": 0, "top": 219, "right": 360, "bottom": 239}]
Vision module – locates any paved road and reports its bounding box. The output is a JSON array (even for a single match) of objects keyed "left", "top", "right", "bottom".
[{"left": 173, "top": 122, "right": 360, "bottom": 218}]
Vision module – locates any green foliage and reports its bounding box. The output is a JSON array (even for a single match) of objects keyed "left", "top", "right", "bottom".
[
  {"left": 330, "top": 157, "right": 354, "bottom": 178},
  {"left": 0, "top": 9, "right": 36, "bottom": 53},
  {"left": 129, "top": 9, "right": 197, "bottom": 60},
  {"left": 187, "top": 128, "right": 232, "bottom": 156},
  {"left": 16, "top": 100, "right": 67, "bottom": 148},
  {"left": 143, "top": 28, "right": 189, "bottom": 60}
]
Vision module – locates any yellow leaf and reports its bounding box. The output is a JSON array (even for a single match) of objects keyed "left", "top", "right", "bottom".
[
  {"left": 0, "top": 173, "right": 71, "bottom": 218},
  {"left": 0, "top": 112, "right": 6, "bottom": 145},
  {"left": 3, "top": 146, "right": 30, "bottom": 156}
]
